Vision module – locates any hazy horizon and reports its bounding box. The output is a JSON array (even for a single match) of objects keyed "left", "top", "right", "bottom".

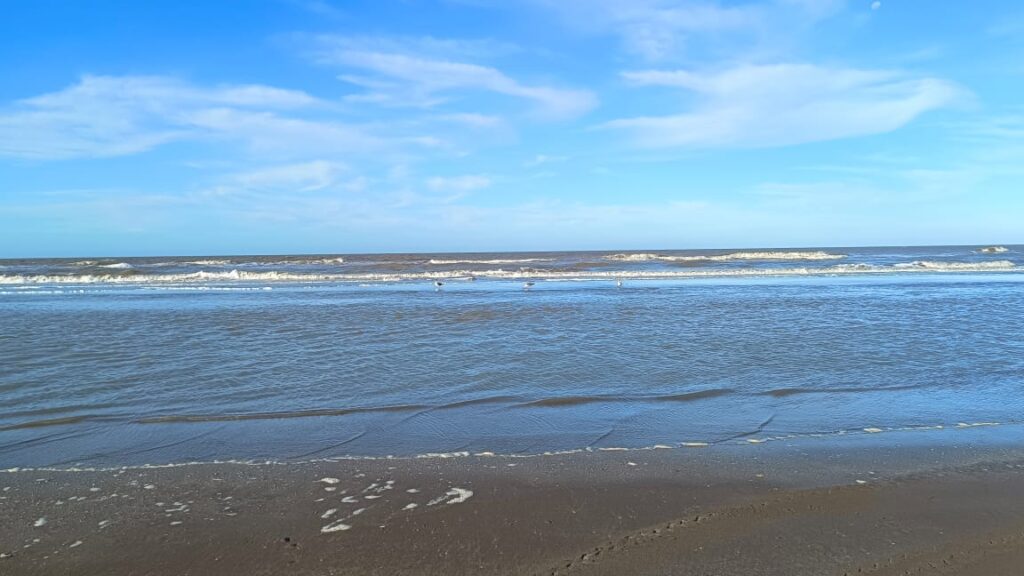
[{"left": 1, "top": 242, "right": 1020, "bottom": 261}]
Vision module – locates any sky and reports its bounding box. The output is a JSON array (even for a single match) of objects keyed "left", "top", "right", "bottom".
[{"left": 1, "top": 0, "right": 1023, "bottom": 257}]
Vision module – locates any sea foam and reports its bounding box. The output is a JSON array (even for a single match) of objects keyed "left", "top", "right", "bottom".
[
  {"left": 604, "top": 250, "right": 846, "bottom": 262},
  {"left": 2, "top": 259, "right": 1018, "bottom": 286}
]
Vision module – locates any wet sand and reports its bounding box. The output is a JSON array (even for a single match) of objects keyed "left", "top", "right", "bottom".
[{"left": 3, "top": 428, "right": 1024, "bottom": 575}]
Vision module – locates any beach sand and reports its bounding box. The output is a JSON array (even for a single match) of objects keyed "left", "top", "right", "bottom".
[{"left": 3, "top": 429, "right": 1024, "bottom": 575}]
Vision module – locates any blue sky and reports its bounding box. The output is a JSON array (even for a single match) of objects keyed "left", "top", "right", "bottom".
[{"left": 1, "top": 0, "right": 1023, "bottom": 256}]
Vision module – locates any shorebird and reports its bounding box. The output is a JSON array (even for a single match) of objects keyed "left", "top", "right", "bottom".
[
  {"left": 523, "top": 281, "right": 535, "bottom": 290},
  {"left": 616, "top": 280, "right": 623, "bottom": 288},
  {"left": 434, "top": 281, "right": 444, "bottom": 291}
]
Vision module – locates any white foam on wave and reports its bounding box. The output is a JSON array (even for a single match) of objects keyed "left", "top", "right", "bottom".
[
  {"left": 2, "top": 259, "right": 1018, "bottom": 286},
  {"left": 894, "top": 260, "right": 1016, "bottom": 270},
  {"left": 306, "top": 257, "right": 345, "bottom": 265},
  {"left": 99, "top": 262, "right": 133, "bottom": 269},
  {"left": 183, "top": 259, "right": 232, "bottom": 266},
  {"left": 247, "top": 257, "right": 345, "bottom": 266},
  {"left": 712, "top": 250, "right": 846, "bottom": 261},
  {"left": 604, "top": 251, "right": 846, "bottom": 263},
  {"left": 979, "top": 246, "right": 1009, "bottom": 254},
  {"left": 428, "top": 258, "right": 554, "bottom": 265}
]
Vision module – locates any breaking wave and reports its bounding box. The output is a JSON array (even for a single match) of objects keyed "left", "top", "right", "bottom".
[
  {"left": 979, "top": 246, "right": 1009, "bottom": 254},
  {"left": 893, "top": 260, "right": 1016, "bottom": 271},
  {"left": 604, "top": 250, "right": 846, "bottom": 262},
  {"left": 0, "top": 259, "right": 1017, "bottom": 286},
  {"left": 182, "top": 259, "right": 232, "bottom": 266},
  {"left": 428, "top": 258, "right": 554, "bottom": 265}
]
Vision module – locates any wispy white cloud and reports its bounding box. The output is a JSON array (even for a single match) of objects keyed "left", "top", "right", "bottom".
[
  {"left": 524, "top": 154, "right": 568, "bottom": 167},
  {"left": 0, "top": 75, "right": 415, "bottom": 160},
  {"left": 605, "top": 64, "right": 965, "bottom": 148},
  {"left": 437, "top": 113, "right": 504, "bottom": 128},
  {"left": 233, "top": 160, "right": 346, "bottom": 192},
  {"left": 313, "top": 36, "right": 597, "bottom": 119},
  {"left": 425, "top": 174, "right": 492, "bottom": 193},
  {"left": 529, "top": 0, "right": 845, "bottom": 61},
  {"left": 181, "top": 107, "right": 385, "bottom": 156}
]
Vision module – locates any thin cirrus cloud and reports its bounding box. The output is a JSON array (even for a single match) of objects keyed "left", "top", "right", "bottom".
[
  {"left": 312, "top": 36, "right": 598, "bottom": 120},
  {"left": 0, "top": 75, "right": 400, "bottom": 160},
  {"left": 425, "top": 174, "right": 492, "bottom": 193},
  {"left": 233, "top": 160, "right": 347, "bottom": 192},
  {"left": 604, "top": 64, "right": 966, "bottom": 148},
  {"left": 528, "top": 0, "right": 845, "bottom": 61},
  {"left": 197, "top": 160, "right": 363, "bottom": 201}
]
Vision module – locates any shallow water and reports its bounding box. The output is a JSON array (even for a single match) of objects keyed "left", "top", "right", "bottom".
[{"left": 1, "top": 246, "right": 1023, "bottom": 467}]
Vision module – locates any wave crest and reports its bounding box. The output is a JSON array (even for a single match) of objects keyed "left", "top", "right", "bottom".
[
  {"left": 604, "top": 251, "right": 846, "bottom": 263},
  {"left": 894, "top": 260, "right": 1015, "bottom": 270},
  {"left": 428, "top": 258, "right": 553, "bottom": 265},
  {"left": 0, "top": 260, "right": 1018, "bottom": 286}
]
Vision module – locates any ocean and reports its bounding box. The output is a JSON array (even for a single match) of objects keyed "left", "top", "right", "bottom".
[{"left": 1, "top": 245, "right": 1022, "bottom": 468}]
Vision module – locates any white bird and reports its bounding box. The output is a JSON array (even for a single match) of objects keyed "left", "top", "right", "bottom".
[
  {"left": 523, "top": 281, "right": 535, "bottom": 290},
  {"left": 616, "top": 280, "right": 623, "bottom": 288}
]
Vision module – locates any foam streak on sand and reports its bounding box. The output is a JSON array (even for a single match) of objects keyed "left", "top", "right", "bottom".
[
  {"left": 320, "top": 520, "right": 351, "bottom": 533},
  {"left": 445, "top": 487, "right": 473, "bottom": 504}
]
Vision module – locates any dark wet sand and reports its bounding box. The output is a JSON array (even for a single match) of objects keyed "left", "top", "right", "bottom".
[{"left": 3, "top": 429, "right": 1024, "bottom": 575}]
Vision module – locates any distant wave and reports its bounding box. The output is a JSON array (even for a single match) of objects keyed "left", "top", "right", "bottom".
[
  {"left": 0, "top": 260, "right": 1018, "bottom": 286},
  {"left": 183, "top": 259, "right": 232, "bottom": 266},
  {"left": 893, "top": 260, "right": 1016, "bottom": 271},
  {"left": 428, "top": 258, "right": 554, "bottom": 265},
  {"left": 143, "top": 257, "right": 345, "bottom": 267},
  {"left": 604, "top": 250, "right": 846, "bottom": 262},
  {"left": 978, "top": 246, "right": 1009, "bottom": 254},
  {"left": 98, "top": 262, "right": 133, "bottom": 269},
  {"left": 301, "top": 257, "right": 345, "bottom": 265},
  {"left": 213, "top": 257, "right": 346, "bottom": 266},
  {"left": 710, "top": 250, "right": 846, "bottom": 261}
]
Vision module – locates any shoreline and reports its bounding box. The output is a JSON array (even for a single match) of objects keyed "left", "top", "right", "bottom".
[
  {"left": 4, "top": 418, "right": 1021, "bottom": 472},
  {"left": 4, "top": 428, "right": 1024, "bottom": 575}
]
